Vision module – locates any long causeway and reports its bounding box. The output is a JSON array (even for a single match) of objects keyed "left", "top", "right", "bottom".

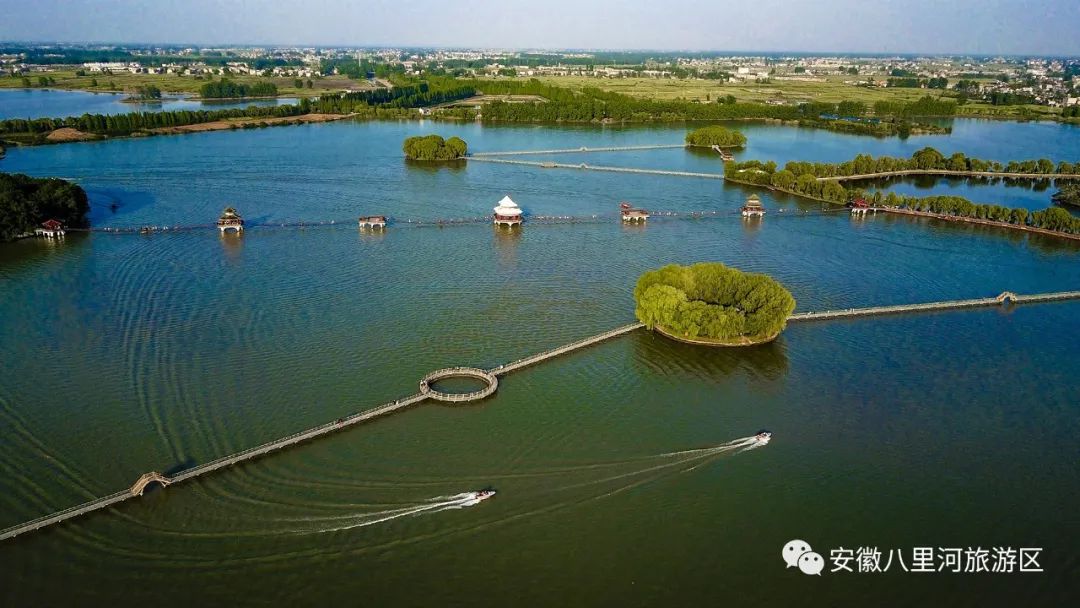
[
  {"left": 2, "top": 290, "right": 1078, "bottom": 541},
  {"left": 467, "top": 156, "right": 725, "bottom": 179},
  {"left": 470, "top": 144, "right": 687, "bottom": 156}
]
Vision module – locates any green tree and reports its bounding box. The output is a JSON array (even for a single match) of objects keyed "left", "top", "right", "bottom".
[
  {"left": 633, "top": 263, "right": 796, "bottom": 342},
  {"left": 684, "top": 126, "right": 747, "bottom": 148},
  {"left": 402, "top": 134, "right": 468, "bottom": 160},
  {"left": 912, "top": 147, "right": 945, "bottom": 170},
  {"left": 770, "top": 169, "right": 796, "bottom": 190}
]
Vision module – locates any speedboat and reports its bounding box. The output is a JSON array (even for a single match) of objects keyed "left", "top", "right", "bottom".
[
  {"left": 754, "top": 429, "right": 773, "bottom": 444},
  {"left": 474, "top": 489, "right": 496, "bottom": 502}
]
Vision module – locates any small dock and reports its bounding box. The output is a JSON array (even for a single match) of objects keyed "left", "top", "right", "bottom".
[{"left": 710, "top": 145, "right": 734, "bottom": 161}]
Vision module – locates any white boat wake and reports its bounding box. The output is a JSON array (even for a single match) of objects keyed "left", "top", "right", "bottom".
[
  {"left": 288, "top": 491, "right": 494, "bottom": 534},
  {"left": 288, "top": 434, "right": 771, "bottom": 535}
]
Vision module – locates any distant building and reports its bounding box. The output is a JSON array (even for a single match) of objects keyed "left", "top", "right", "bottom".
[
  {"left": 217, "top": 207, "right": 244, "bottom": 233},
  {"left": 36, "top": 219, "right": 65, "bottom": 238},
  {"left": 620, "top": 202, "right": 649, "bottom": 222},
  {"left": 850, "top": 197, "right": 873, "bottom": 216},
  {"left": 741, "top": 194, "right": 765, "bottom": 218},
  {"left": 493, "top": 195, "right": 523, "bottom": 227},
  {"left": 358, "top": 215, "right": 387, "bottom": 230}
]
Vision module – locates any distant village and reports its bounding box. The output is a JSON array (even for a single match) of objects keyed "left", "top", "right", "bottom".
[{"left": 1, "top": 45, "right": 1077, "bottom": 107}]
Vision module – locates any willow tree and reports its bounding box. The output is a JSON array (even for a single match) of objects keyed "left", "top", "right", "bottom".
[{"left": 634, "top": 263, "right": 796, "bottom": 344}]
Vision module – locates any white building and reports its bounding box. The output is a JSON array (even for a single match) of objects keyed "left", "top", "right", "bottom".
[{"left": 493, "top": 195, "right": 523, "bottom": 227}]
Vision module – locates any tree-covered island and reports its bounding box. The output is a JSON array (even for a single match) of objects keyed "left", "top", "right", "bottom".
[
  {"left": 1053, "top": 184, "right": 1080, "bottom": 209},
  {"left": 684, "top": 126, "right": 747, "bottom": 148},
  {"left": 0, "top": 173, "right": 89, "bottom": 241},
  {"left": 402, "top": 135, "right": 468, "bottom": 160},
  {"left": 634, "top": 263, "right": 796, "bottom": 346}
]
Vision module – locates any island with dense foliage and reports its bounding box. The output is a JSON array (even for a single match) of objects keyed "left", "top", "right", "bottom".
[
  {"left": 0, "top": 173, "right": 89, "bottom": 241},
  {"left": 684, "top": 126, "right": 746, "bottom": 148},
  {"left": 125, "top": 85, "right": 162, "bottom": 101},
  {"left": 634, "top": 263, "right": 796, "bottom": 346},
  {"left": 402, "top": 134, "right": 468, "bottom": 160},
  {"left": 1053, "top": 184, "right": 1080, "bottom": 209}
]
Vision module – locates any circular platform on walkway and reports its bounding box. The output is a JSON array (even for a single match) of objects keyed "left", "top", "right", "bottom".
[{"left": 419, "top": 367, "right": 498, "bottom": 403}]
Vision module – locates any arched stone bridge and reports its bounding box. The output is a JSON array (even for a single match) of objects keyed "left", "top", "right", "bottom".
[{"left": 130, "top": 472, "right": 171, "bottom": 497}]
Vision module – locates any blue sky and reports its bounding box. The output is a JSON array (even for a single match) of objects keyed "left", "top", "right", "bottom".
[{"left": 2, "top": 0, "right": 1078, "bottom": 55}]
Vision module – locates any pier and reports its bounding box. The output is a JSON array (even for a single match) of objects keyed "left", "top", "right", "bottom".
[
  {"left": 787, "top": 290, "right": 1080, "bottom": 322},
  {"left": 3, "top": 290, "right": 1079, "bottom": 542}
]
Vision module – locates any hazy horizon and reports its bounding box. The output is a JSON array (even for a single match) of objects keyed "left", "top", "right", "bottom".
[{"left": 2, "top": 0, "right": 1078, "bottom": 56}]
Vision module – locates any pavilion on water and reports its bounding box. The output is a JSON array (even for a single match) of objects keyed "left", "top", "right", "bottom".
[
  {"left": 620, "top": 202, "right": 649, "bottom": 222},
  {"left": 493, "top": 195, "right": 523, "bottom": 227},
  {"left": 217, "top": 207, "right": 244, "bottom": 233},
  {"left": 358, "top": 215, "right": 387, "bottom": 230},
  {"left": 36, "top": 219, "right": 65, "bottom": 239},
  {"left": 850, "top": 197, "right": 873, "bottom": 216},
  {"left": 741, "top": 194, "right": 765, "bottom": 218}
]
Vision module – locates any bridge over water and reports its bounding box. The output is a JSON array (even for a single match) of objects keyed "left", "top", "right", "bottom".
[
  {"left": 470, "top": 144, "right": 687, "bottom": 157},
  {"left": 3, "top": 290, "right": 1078, "bottom": 541},
  {"left": 467, "top": 156, "right": 726, "bottom": 179}
]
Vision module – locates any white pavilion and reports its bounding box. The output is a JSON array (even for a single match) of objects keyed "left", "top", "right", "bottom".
[{"left": 493, "top": 195, "right": 523, "bottom": 227}]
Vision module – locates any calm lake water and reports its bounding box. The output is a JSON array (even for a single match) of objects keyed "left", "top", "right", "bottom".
[
  {"left": 0, "top": 88, "right": 300, "bottom": 120},
  {"left": 1, "top": 117, "right": 1079, "bottom": 606}
]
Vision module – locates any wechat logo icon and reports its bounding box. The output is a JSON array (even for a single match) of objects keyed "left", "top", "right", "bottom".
[{"left": 783, "top": 539, "right": 824, "bottom": 575}]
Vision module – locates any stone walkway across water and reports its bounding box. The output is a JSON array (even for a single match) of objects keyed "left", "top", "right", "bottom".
[{"left": 2, "top": 290, "right": 1078, "bottom": 542}]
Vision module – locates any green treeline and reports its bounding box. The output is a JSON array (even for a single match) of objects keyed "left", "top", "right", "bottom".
[
  {"left": 723, "top": 154, "right": 1080, "bottom": 235},
  {"left": 886, "top": 77, "right": 949, "bottom": 89},
  {"left": 870, "top": 97, "right": 956, "bottom": 117},
  {"left": 796, "top": 117, "right": 938, "bottom": 138},
  {"left": 0, "top": 173, "right": 89, "bottom": 241},
  {"left": 311, "top": 78, "right": 478, "bottom": 113},
  {"left": 634, "top": 262, "right": 796, "bottom": 343},
  {"left": 432, "top": 80, "right": 953, "bottom": 127},
  {"left": 402, "top": 135, "right": 468, "bottom": 160},
  {"left": 0, "top": 104, "right": 308, "bottom": 141},
  {"left": 684, "top": 126, "right": 746, "bottom": 147},
  {"left": 199, "top": 79, "right": 278, "bottom": 99},
  {"left": 0, "top": 77, "right": 959, "bottom": 146},
  {"left": 780, "top": 147, "right": 1079, "bottom": 178}
]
